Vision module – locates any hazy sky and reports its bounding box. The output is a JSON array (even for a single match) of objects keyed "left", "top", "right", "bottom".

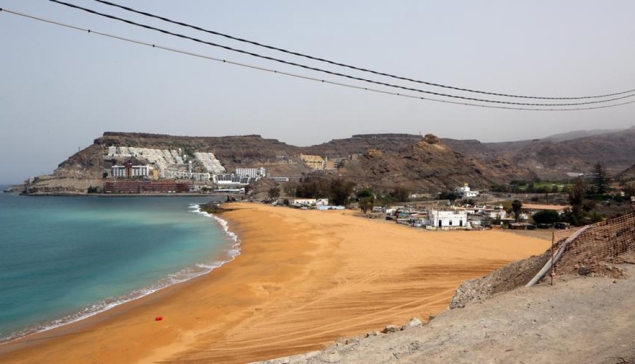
[{"left": 1, "top": 1, "right": 634, "bottom": 183}]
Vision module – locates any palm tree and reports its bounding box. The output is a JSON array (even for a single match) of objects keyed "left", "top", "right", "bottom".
[{"left": 512, "top": 199, "right": 523, "bottom": 222}]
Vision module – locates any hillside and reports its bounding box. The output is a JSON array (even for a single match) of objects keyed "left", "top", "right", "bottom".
[
  {"left": 21, "top": 126, "right": 635, "bottom": 194},
  {"left": 617, "top": 163, "right": 635, "bottom": 181},
  {"left": 439, "top": 127, "right": 635, "bottom": 180},
  {"left": 543, "top": 128, "right": 623, "bottom": 142},
  {"left": 332, "top": 134, "right": 532, "bottom": 192},
  {"left": 506, "top": 127, "right": 635, "bottom": 179},
  {"left": 96, "top": 132, "right": 305, "bottom": 172},
  {"left": 303, "top": 133, "right": 423, "bottom": 157},
  {"left": 27, "top": 132, "right": 533, "bottom": 194}
]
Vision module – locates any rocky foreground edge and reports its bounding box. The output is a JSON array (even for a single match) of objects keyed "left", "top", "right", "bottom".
[{"left": 254, "top": 262, "right": 635, "bottom": 364}]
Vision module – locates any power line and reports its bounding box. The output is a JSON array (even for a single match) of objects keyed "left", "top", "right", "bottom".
[
  {"left": 91, "top": 0, "right": 635, "bottom": 101},
  {"left": 2, "top": 7, "right": 635, "bottom": 112},
  {"left": 46, "top": 0, "right": 635, "bottom": 108}
]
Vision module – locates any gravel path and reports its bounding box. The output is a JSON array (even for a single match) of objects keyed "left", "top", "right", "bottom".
[{"left": 256, "top": 265, "right": 635, "bottom": 364}]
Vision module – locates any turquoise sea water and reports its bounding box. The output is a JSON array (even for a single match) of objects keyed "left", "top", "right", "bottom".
[{"left": 0, "top": 193, "right": 236, "bottom": 342}]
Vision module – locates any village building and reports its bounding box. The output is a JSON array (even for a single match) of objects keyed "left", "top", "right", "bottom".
[
  {"left": 456, "top": 183, "right": 479, "bottom": 199},
  {"left": 290, "top": 198, "right": 329, "bottom": 207},
  {"left": 429, "top": 210, "right": 469, "bottom": 229},
  {"left": 481, "top": 208, "right": 507, "bottom": 220},
  {"left": 521, "top": 203, "right": 569, "bottom": 215}
]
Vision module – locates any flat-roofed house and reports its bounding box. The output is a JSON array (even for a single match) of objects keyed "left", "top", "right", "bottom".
[
  {"left": 429, "top": 210, "right": 469, "bottom": 229},
  {"left": 521, "top": 203, "right": 569, "bottom": 215}
]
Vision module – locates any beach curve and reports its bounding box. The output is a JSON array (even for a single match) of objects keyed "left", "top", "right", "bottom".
[{"left": 0, "top": 202, "right": 551, "bottom": 363}]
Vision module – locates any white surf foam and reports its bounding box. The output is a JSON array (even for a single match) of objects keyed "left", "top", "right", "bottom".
[{"left": 0, "top": 202, "right": 242, "bottom": 345}]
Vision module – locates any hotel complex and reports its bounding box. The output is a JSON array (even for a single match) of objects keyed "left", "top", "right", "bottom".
[{"left": 103, "top": 146, "right": 338, "bottom": 193}]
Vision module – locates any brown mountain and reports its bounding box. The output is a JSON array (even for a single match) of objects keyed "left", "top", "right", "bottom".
[
  {"left": 325, "top": 134, "right": 535, "bottom": 192},
  {"left": 332, "top": 134, "right": 493, "bottom": 192},
  {"left": 27, "top": 127, "right": 635, "bottom": 194},
  {"left": 503, "top": 128, "right": 635, "bottom": 179},
  {"left": 303, "top": 133, "right": 423, "bottom": 157},
  {"left": 437, "top": 127, "right": 635, "bottom": 180},
  {"left": 616, "top": 163, "right": 635, "bottom": 181}
]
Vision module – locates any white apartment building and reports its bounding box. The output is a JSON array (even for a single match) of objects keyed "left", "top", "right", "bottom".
[
  {"left": 235, "top": 167, "right": 266, "bottom": 177},
  {"left": 110, "top": 165, "right": 150, "bottom": 178}
]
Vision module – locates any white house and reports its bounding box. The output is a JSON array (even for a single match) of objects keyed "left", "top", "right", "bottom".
[
  {"left": 290, "top": 198, "right": 315, "bottom": 206},
  {"left": 290, "top": 198, "right": 329, "bottom": 207},
  {"left": 429, "top": 210, "right": 469, "bottom": 228},
  {"left": 482, "top": 209, "right": 507, "bottom": 220},
  {"left": 456, "top": 183, "right": 479, "bottom": 199}
]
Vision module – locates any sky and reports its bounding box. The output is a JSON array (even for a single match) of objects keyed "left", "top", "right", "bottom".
[{"left": 1, "top": 0, "right": 634, "bottom": 183}]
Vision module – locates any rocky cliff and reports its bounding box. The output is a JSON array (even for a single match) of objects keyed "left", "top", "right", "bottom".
[{"left": 333, "top": 134, "right": 526, "bottom": 192}]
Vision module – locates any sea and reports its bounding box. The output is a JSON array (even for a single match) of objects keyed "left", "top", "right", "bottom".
[{"left": 0, "top": 189, "right": 238, "bottom": 343}]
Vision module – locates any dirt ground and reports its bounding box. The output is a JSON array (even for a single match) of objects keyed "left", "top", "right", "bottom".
[
  {"left": 257, "top": 265, "right": 635, "bottom": 364},
  {"left": 499, "top": 228, "right": 555, "bottom": 241}
]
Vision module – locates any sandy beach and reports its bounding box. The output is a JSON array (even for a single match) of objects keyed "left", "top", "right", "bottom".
[{"left": 0, "top": 203, "right": 550, "bottom": 363}]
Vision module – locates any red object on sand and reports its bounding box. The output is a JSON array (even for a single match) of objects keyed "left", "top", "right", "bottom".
[{"left": 155, "top": 316, "right": 163, "bottom": 321}]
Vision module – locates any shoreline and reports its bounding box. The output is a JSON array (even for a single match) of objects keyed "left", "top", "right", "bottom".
[
  {"left": 0, "top": 202, "right": 241, "bottom": 346},
  {"left": 0, "top": 203, "right": 551, "bottom": 363}
]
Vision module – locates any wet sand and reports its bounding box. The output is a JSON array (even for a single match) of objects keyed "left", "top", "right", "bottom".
[{"left": 0, "top": 203, "right": 550, "bottom": 363}]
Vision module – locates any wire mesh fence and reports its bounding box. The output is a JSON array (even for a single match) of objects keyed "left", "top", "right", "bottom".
[{"left": 551, "top": 212, "right": 635, "bottom": 280}]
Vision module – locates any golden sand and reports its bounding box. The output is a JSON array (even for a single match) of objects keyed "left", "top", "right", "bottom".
[{"left": 0, "top": 203, "right": 550, "bottom": 363}]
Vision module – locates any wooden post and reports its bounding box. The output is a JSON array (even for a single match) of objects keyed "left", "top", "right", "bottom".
[{"left": 550, "top": 230, "right": 555, "bottom": 286}]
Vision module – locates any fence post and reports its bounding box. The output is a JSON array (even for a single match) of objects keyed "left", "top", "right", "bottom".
[{"left": 550, "top": 230, "right": 555, "bottom": 285}]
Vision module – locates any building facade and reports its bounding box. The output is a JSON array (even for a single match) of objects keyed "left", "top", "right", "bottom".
[
  {"left": 111, "top": 164, "right": 150, "bottom": 178},
  {"left": 235, "top": 167, "right": 266, "bottom": 177},
  {"left": 456, "top": 183, "right": 479, "bottom": 199},
  {"left": 429, "top": 210, "right": 469, "bottom": 228},
  {"left": 213, "top": 174, "right": 258, "bottom": 186},
  {"left": 104, "top": 181, "right": 191, "bottom": 193}
]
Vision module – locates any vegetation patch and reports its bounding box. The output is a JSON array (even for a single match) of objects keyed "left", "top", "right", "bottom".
[{"left": 199, "top": 202, "right": 233, "bottom": 214}]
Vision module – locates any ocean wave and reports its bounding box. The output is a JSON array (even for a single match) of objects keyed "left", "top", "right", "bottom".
[{"left": 0, "top": 203, "right": 241, "bottom": 345}]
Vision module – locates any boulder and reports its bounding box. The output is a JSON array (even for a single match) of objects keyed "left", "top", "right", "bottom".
[{"left": 381, "top": 325, "right": 398, "bottom": 334}]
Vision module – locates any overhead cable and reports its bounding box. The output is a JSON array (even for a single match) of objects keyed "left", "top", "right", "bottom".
[
  {"left": 2, "top": 8, "right": 635, "bottom": 112},
  {"left": 90, "top": 0, "right": 635, "bottom": 101},
  {"left": 46, "top": 0, "right": 635, "bottom": 107}
]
